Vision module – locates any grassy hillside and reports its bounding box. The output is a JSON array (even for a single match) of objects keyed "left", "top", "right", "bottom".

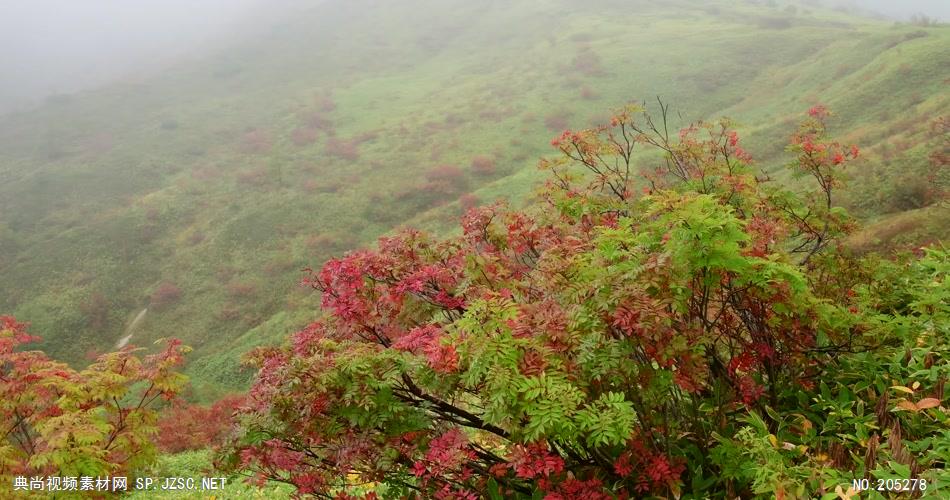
[{"left": 0, "top": 0, "right": 946, "bottom": 400}]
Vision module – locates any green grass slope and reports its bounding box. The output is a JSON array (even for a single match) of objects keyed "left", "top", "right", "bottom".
[{"left": 0, "top": 0, "right": 946, "bottom": 399}]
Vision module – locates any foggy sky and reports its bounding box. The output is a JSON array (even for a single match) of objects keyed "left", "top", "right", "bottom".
[
  {"left": 838, "top": 0, "right": 950, "bottom": 20},
  {"left": 0, "top": 0, "right": 276, "bottom": 114},
  {"left": 0, "top": 0, "right": 946, "bottom": 115}
]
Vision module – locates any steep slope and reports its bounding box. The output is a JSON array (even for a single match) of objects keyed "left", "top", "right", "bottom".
[{"left": 0, "top": 0, "right": 946, "bottom": 398}]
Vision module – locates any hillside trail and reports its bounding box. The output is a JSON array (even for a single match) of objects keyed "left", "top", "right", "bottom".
[{"left": 116, "top": 308, "right": 147, "bottom": 349}]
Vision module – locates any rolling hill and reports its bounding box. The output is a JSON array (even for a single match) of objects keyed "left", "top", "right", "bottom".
[{"left": 0, "top": 0, "right": 946, "bottom": 400}]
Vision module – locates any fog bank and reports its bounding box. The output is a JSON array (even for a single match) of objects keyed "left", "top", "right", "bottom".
[
  {"left": 0, "top": 0, "right": 280, "bottom": 114},
  {"left": 0, "top": 0, "right": 945, "bottom": 115},
  {"left": 841, "top": 0, "right": 950, "bottom": 20}
]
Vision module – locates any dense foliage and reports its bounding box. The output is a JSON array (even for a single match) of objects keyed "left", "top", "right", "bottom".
[
  {"left": 154, "top": 394, "right": 244, "bottom": 454},
  {"left": 0, "top": 318, "right": 188, "bottom": 482},
  {"left": 221, "top": 105, "right": 948, "bottom": 498}
]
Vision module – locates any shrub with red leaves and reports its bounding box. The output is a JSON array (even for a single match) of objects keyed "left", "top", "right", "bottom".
[
  {"left": 156, "top": 395, "right": 243, "bottom": 453},
  {"left": 239, "top": 129, "right": 273, "bottom": 154},
  {"left": 325, "top": 137, "right": 360, "bottom": 161},
  {"left": 291, "top": 126, "right": 319, "bottom": 146},
  {"left": 459, "top": 193, "right": 480, "bottom": 212},
  {"left": 544, "top": 112, "right": 572, "bottom": 132},
  {"left": 470, "top": 155, "right": 497, "bottom": 176},
  {"left": 150, "top": 282, "right": 182, "bottom": 309},
  {"left": 219, "top": 105, "right": 924, "bottom": 499},
  {"left": 425, "top": 164, "right": 469, "bottom": 196},
  {"left": 1, "top": 316, "right": 189, "bottom": 480}
]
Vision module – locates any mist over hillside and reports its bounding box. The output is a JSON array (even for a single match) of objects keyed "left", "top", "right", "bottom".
[
  {"left": 1, "top": 0, "right": 946, "bottom": 390},
  {"left": 2, "top": 0, "right": 946, "bottom": 116},
  {"left": 2, "top": 0, "right": 946, "bottom": 115},
  {"left": 0, "top": 0, "right": 313, "bottom": 114},
  {"left": 0, "top": 0, "right": 947, "bottom": 497},
  {"left": 839, "top": 0, "right": 950, "bottom": 21}
]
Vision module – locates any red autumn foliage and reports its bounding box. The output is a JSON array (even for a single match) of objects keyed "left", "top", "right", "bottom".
[
  {"left": 571, "top": 47, "right": 606, "bottom": 76},
  {"left": 80, "top": 292, "right": 111, "bottom": 330},
  {"left": 313, "top": 94, "right": 336, "bottom": 113},
  {"left": 459, "top": 193, "right": 480, "bottom": 211},
  {"left": 544, "top": 112, "right": 572, "bottom": 132},
  {"left": 325, "top": 137, "right": 360, "bottom": 161},
  {"left": 508, "top": 442, "right": 565, "bottom": 479},
  {"left": 1, "top": 316, "right": 189, "bottom": 478},
  {"left": 424, "top": 164, "right": 469, "bottom": 196},
  {"left": 427, "top": 164, "right": 465, "bottom": 184},
  {"left": 291, "top": 126, "right": 319, "bottom": 146},
  {"left": 240, "top": 129, "right": 273, "bottom": 154},
  {"left": 155, "top": 395, "right": 244, "bottom": 453},
  {"left": 150, "top": 281, "right": 182, "bottom": 309},
  {"left": 302, "top": 111, "right": 333, "bottom": 130},
  {"left": 236, "top": 167, "right": 270, "bottom": 187},
  {"left": 580, "top": 85, "right": 599, "bottom": 100},
  {"left": 219, "top": 104, "right": 939, "bottom": 500},
  {"left": 470, "top": 155, "right": 497, "bottom": 176}
]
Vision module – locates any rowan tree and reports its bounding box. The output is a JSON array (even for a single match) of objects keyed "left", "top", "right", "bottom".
[
  {"left": 221, "top": 104, "right": 946, "bottom": 498},
  {"left": 1, "top": 317, "right": 189, "bottom": 480}
]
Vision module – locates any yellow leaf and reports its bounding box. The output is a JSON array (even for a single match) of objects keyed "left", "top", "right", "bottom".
[
  {"left": 836, "top": 485, "right": 858, "bottom": 500},
  {"left": 912, "top": 381, "right": 921, "bottom": 390},
  {"left": 891, "top": 385, "right": 915, "bottom": 394},
  {"left": 768, "top": 434, "right": 779, "bottom": 448}
]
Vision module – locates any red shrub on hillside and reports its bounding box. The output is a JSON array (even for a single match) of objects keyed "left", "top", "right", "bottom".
[
  {"left": 80, "top": 292, "right": 110, "bottom": 330},
  {"left": 325, "top": 138, "right": 360, "bottom": 161},
  {"left": 155, "top": 395, "right": 244, "bottom": 453},
  {"left": 240, "top": 129, "right": 273, "bottom": 154},
  {"left": 314, "top": 94, "right": 336, "bottom": 113},
  {"left": 580, "top": 86, "right": 599, "bottom": 100},
  {"left": 425, "top": 164, "right": 469, "bottom": 196},
  {"left": 236, "top": 167, "right": 270, "bottom": 188},
  {"left": 545, "top": 112, "right": 572, "bottom": 132},
  {"left": 459, "top": 193, "right": 480, "bottom": 211},
  {"left": 427, "top": 164, "right": 466, "bottom": 184},
  {"left": 291, "top": 127, "right": 319, "bottom": 146},
  {"left": 1, "top": 317, "right": 189, "bottom": 477},
  {"left": 222, "top": 106, "right": 896, "bottom": 499},
  {"left": 150, "top": 282, "right": 182, "bottom": 309},
  {"left": 216, "top": 306, "right": 241, "bottom": 322},
  {"left": 571, "top": 47, "right": 606, "bottom": 76},
  {"left": 470, "top": 155, "right": 496, "bottom": 176},
  {"left": 353, "top": 131, "right": 379, "bottom": 144},
  {"left": 302, "top": 111, "right": 333, "bottom": 130}
]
